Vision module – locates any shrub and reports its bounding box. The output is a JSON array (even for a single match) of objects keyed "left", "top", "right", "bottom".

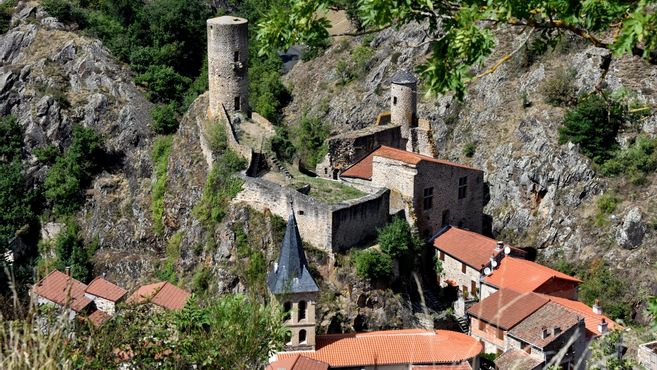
[
  {"left": 206, "top": 121, "right": 228, "bottom": 153},
  {"left": 578, "top": 261, "right": 632, "bottom": 320},
  {"left": 351, "top": 45, "right": 374, "bottom": 76},
  {"left": 600, "top": 135, "right": 657, "bottom": 185},
  {"left": 135, "top": 65, "right": 192, "bottom": 104},
  {"left": 540, "top": 67, "right": 577, "bottom": 106},
  {"left": 155, "top": 259, "right": 177, "bottom": 284},
  {"left": 597, "top": 193, "right": 620, "bottom": 214},
  {"left": 250, "top": 52, "right": 291, "bottom": 123},
  {"left": 42, "top": 0, "right": 86, "bottom": 25},
  {"left": 54, "top": 220, "right": 98, "bottom": 283},
  {"left": 0, "top": 0, "right": 16, "bottom": 34},
  {"left": 34, "top": 145, "right": 60, "bottom": 164},
  {"left": 151, "top": 136, "right": 173, "bottom": 234},
  {"left": 270, "top": 126, "right": 296, "bottom": 163},
  {"left": 292, "top": 113, "right": 330, "bottom": 168},
  {"left": 151, "top": 103, "right": 179, "bottom": 134},
  {"left": 463, "top": 143, "right": 476, "bottom": 158},
  {"left": 558, "top": 94, "right": 623, "bottom": 164},
  {"left": 192, "top": 266, "right": 212, "bottom": 294},
  {"left": 354, "top": 249, "right": 393, "bottom": 280},
  {"left": 377, "top": 217, "right": 420, "bottom": 260}
]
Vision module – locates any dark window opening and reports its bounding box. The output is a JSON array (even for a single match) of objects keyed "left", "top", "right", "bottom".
[
  {"left": 478, "top": 320, "right": 485, "bottom": 331},
  {"left": 423, "top": 187, "right": 433, "bottom": 210},
  {"left": 439, "top": 251, "right": 445, "bottom": 261},
  {"left": 471, "top": 280, "right": 477, "bottom": 297},
  {"left": 299, "top": 329, "right": 307, "bottom": 343},
  {"left": 298, "top": 301, "right": 307, "bottom": 321},
  {"left": 461, "top": 262, "right": 466, "bottom": 274},
  {"left": 234, "top": 50, "right": 239, "bottom": 62},
  {"left": 283, "top": 302, "right": 292, "bottom": 321},
  {"left": 234, "top": 96, "right": 240, "bottom": 111},
  {"left": 458, "top": 176, "right": 468, "bottom": 199},
  {"left": 441, "top": 209, "right": 450, "bottom": 226},
  {"left": 393, "top": 96, "right": 397, "bottom": 105},
  {"left": 497, "top": 329, "right": 504, "bottom": 340}
]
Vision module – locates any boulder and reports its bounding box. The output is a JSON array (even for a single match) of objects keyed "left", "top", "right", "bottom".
[{"left": 616, "top": 207, "right": 645, "bottom": 249}]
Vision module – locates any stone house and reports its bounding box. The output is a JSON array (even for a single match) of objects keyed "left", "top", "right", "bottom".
[
  {"left": 638, "top": 340, "right": 657, "bottom": 369},
  {"left": 126, "top": 281, "right": 191, "bottom": 310},
  {"left": 32, "top": 270, "right": 93, "bottom": 320},
  {"left": 341, "top": 146, "right": 484, "bottom": 236},
  {"left": 84, "top": 276, "right": 127, "bottom": 315}
]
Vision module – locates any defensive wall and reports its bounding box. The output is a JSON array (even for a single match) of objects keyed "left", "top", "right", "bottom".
[{"left": 234, "top": 175, "right": 390, "bottom": 253}]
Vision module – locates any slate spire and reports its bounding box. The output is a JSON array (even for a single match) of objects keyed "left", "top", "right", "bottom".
[{"left": 268, "top": 212, "right": 319, "bottom": 294}]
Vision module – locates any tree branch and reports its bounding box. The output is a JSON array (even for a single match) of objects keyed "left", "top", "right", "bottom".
[
  {"left": 472, "top": 28, "right": 535, "bottom": 81},
  {"left": 330, "top": 25, "right": 391, "bottom": 37}
]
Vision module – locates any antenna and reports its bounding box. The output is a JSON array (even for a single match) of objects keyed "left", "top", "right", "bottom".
[
  {"left": 484, "top": 267, "right": 492, "bottom": 276},
  {"left": 504, "top": 246, "right": 511, "bottom": 255}
]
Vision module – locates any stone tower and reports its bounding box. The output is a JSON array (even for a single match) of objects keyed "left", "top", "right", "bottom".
[
  {"left": 268, "top": 211, "right": 319, "bottom": 351},
  {"left": 207, "top": 15, "right": 249, "bottom": 118},
  {"left": 390, "top": 70, "right": 418, "bottom": 141}
]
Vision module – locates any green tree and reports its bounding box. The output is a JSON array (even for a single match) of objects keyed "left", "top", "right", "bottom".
[
  {"left": 578, "top": 261, "right": 632, "bottom": 321},
  {"left": 293, "top": 113, "right": 330, "bottom": 168},
  {"left": 53, "top": 220, "right": 98, "bottom": 283},
  {"left": 377, "top": 217, "right": 420, "bottom": 260},
  {"left": 354, "top": 249, "right": 393, "bottom": 280},
  {"left": 151, "top": 103, "right": 179, "bottom": 135},
  {"left": 256, "top": 0, "right": 657, "bottom": 98}
]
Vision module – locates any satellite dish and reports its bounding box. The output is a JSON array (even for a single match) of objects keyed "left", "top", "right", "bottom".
[
  {"left": 491, "top": 260, "right": 498, "bottom": 268},
  {"left": 504, "top": 246, "right": 511, "bottom": 255},
  {"left": 484, "top": 267, "right": 492, "bottom": 276}
]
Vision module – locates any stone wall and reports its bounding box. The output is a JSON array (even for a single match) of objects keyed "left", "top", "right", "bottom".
[
  {"left": 437, "top": 251, "right": 483, "bottom": 299},
  {"left": 234, "top": 175, "right": 390, "bottom": 252},
  {"left": 316, "top": 125, "right": 402, "bottom": 179},
  {"left": 638, "top": 341, "right": 657, "bottom": 370},
  {"left": 470, "top": 317, "right": 506, "bottom": 353},
  {"left": 390, "top": 81, "right": 416, "bottom": 138},
  {"left": 207, "top": 16, "right": 249, "bottom": 117}
]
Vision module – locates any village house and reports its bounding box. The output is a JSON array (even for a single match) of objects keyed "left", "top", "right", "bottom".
[
  {"left": 84, "top": 276, "right": 127, "bottom": 315},
  {"left": 126, "top": 281, "right": 191, "bottom": 311},
  {"left": 341, "top": 146, "right": 484, "bottom": 236},
  {"left": 32, "top": 269, "right": 93, "bottom": 320}
]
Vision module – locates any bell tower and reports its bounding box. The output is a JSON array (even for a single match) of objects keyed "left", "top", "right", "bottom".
[{"left": 268, "top": 211, "right": 319, "bottom": 351}]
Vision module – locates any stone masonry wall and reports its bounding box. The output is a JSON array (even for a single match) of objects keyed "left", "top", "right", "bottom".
[
  {"left": 207, "top": 16, "right": 249, "bottom": 117},
  {"left": 331, "top": 189, "right": 390, "bottom": 252},
  {"left": 638, "top": 341, "right": 657, "bottom": 369},
  {"left": 390, "top": 81, "right": 416, "bottom": 140},
  {"left": 437, "top": 251, "right": 483, "bottom": 299}
]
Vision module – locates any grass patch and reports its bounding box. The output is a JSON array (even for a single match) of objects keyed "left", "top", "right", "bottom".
[
  {"left": 151, "top": 136, "right": 173, "bottom": 235},
  {"left": 290, "top": 175, "right": 365, "bottom": 204}
]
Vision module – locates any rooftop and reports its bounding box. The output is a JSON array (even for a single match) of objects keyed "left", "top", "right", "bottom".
[
  {"left": 277, "top": 329, "right": 482, "bottom": 368},
  {"left": 392, "top": 70, "right": 418, "bottom": 84},
  {"left": 207, "top": 15, "right": 247, "bottom": 25},
  {"left": 507, "top": 302, "right": 582, "bottom": 348},
  {"left": 432, "top": 226, "right": 507, "bottom": 269},
  {"left": 127, "top": 281, "right": 190, "bottom": 310},
  {"left": 341, "top": 146, "right": 480, "bottom": 180},
  {"left": 85, "top": 277, "right": 127, "bottom": 302},
  {"left": 87, "top": 310, "right": 111, "bottom": 327},
  {"left": 468, "top": 289, "right": 549, "bottom": 330},
  {"left": 494, "top": 350, "right": 544, "bottom": 370},
  {"left": 483, "top": 256, "right": 581, "bottom": 293},
  {"left": 266, "top": 354, "right": 329, "bottom": 370},
  {"left": 268, "top": 213, "right": 319, "bottom": 295},
  {"left": 32, "top": 270, "right": 92, "bottom": 312},
  {"left": 546, "top": 295, "right": 619, "bottom": 338}
]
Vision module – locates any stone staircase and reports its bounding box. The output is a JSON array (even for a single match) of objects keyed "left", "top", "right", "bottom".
[
  {"left": 269, "top": 155, "right": 293, "bottom": 180},
  {"left": 455, "top": 315, "right": 470, "bottom": 333}
]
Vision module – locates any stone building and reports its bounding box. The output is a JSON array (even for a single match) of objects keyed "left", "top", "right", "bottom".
[
  {"left": 32, "top": 269, "right": 93, "bottom": 320},
  {"left": 341, "top": 145, "right": 484, "bottom": 236},
  {"left": 638, "top": 340, "right": 657, "bottom": 369},
  {"left": 207, "top": 15, "right": 249, "bottom": 118},
  {"left": 84, "top": 276, "right": 127, "bottom": 315},
  {"left": 268, "top": 211, "right": 320, "bottom": 351},
  {"left": 390, "top": 70, "right": 417, "bottom": 144}
]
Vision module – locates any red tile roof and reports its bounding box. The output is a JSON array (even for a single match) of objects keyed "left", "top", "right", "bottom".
[
  {"left": 494, "top": 349, "right": 543, "bottom": 370},
  {"left": 341, "top": 146, "right": 480, "bottom": 180},
  {"left": 267, "top": 354, "right": 329, "bottom": 370},
  {"left": 433, "top": 227, "right": 504, "bottom": 269},
  {"left": 127, "top": 282, "right": 190, "bottom": 310},
  {"left": 546, "top": 295, "right": 619, "bottom": 338},
  {"left": 507, "top": 302, "right": 581, "bottom": 348},
  {"left": 278, "top": 329, "right": 482, "bottom": 368},
  {"left": 87, "top": 309, "right": 111, "bottom": 327},
  {"left": 32, "top": 270, "right": 92, "bottom": 312},
  {"left": 483, "top": 257, "right": 581, "bottom": 293},
  {"left": 468, "top": 289, "right": 549, "bottom": 330},
  {"left": 86, "top": 277, "right": 127, "bottom": 302},
  {"left": 412, "top": 365, "right": 472, "bottom": 370}
]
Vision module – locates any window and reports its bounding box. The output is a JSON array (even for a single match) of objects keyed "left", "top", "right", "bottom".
[
  {"left": 283, "top": 302, "right": 292, "bottom": 321},
  {"left": 521, "top": 342, "right": 531, "bottom": 354},
  {"left": 234, "top": 96, "right": 241, "bottom": 111},
  {"left": 298, "top": 300, "right": 307, "bottom": 321},
  {"left": 234, "top": 50, "right": 239, "bottom": 62},
  {"left": 439, "top": 251, "right": 445, "bottom": 261},
  {"left": 441, "top": 209, "right": 450, "bottom": 226},
  {"left": 461, "top": 262, "right": 466, "bottom": 273},
  {"left": 458, "top": 176, "right": 468, "bottom": 199},
  {"left": 497, "top": 328, "right": 504, "bottom": 340},
  {"left": 423, "top": 187, "right": 433, "bottom": 210},
  {"left": 299, "top": 329, "right": 307, "bottom": 344},
  {"left": 393, "top": 96, "right": 397, "bottom": 105},
  {"left": 478, "top": 320, "right": 486, "bottom": 331},
  {"left": 471, "top": 280, "right": 477, "bottom": 297}
]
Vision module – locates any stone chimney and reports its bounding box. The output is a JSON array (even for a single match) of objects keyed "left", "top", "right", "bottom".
[
  {"left": 495, "top": 241, "right": 504, "bottom": 253},
  {"left": 65, "top": 266, "right": 71, "bottom": 277},
  {"left": 593, "top": 299, "right": 603, "bottom": 315},
  {"left": 598, "top": 318, "right": 608, "bottom": 335}
]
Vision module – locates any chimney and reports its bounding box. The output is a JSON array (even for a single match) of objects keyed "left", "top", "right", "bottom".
[
  {"left": 541, "top": 326, "right": 550, "bottom": 339},
  {"left": 65, "top": 266, "right": 71, "bottom": 277},
  {"left": 495, "top": 241, "right": 504, "bottom": 253},
  {"left": 593, "top": 299, "right": 603, "bottom": 315},
  {"left": 598, "top": 318, "right": 608, "bottom": 335}
]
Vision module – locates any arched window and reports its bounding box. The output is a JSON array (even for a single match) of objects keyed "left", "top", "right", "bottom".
[
  {"left": 283, "top": 301, "right": 292, "bottom": 321},
  {"left": 299, "top": 329, "right": 307, "bottom": 344},
  {"left": 298, "top": 300, "right": 307, "bottom": 321}
]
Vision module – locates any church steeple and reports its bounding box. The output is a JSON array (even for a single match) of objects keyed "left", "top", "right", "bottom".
[{"left": 268, "top": 211, "right": 319, "bottom": 351}]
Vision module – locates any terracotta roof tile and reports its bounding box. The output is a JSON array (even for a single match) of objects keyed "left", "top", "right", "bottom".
[
  {"left": 468, "top": 289, "right": 549, "bottom": 330},
  {"left": 494, "top": 350, "right": 543, "bottom": 370},
  {"left": 32, "top": 270, "right": 92, "bottom": 312},
  {"left": 87, "top": 310, "right": 111, "bottom": 327},
  {"left": 278, "top": 329, "right": 482, "bottom": 368},
  {"left": 484, "top": 257, "right": 581, "bottom": 293},
  {"left": 545, "top": 295, "right": 619, "bottom": 338},
  {"left": 267, "top": 354, "right": 329, "bottom": 370},
  {"left": 341, "top": 146, "right": 481, "bottom": 180},
  {"left": 507, "top": 302, "right": 581, "bottom": 348},
  {"left": 433, "top": 226, "right": 504, "bottom": 269},
  {"left": 127, "top": 282, "right": 190, "bottom": 310},
  {"left": 412, "top": 365, "right": 472, "bottom": 370},
  {"left": 86, "top": 277, "right": 127, "bottom": 302}
]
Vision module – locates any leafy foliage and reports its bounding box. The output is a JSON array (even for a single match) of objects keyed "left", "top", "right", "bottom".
[
  {"left": 558, "top": 94, "right": 623, "bottom": 164},
  {"left": 151, "top": 103, "right": 180, "bottom": 135},
  {"left": 54, "top": 220, "right": 98, "bottom": 283},
  {"left": 540, "top": 67, "right": 578, "bottom": 106},
  {"left": 463, "top": 142, "right": 476, "bottom": 158},
  {"left": 600, "top": 134, "right": 657, "bottom": 185},
  {"left": 0, "top": 0, "right": 16, "bottom": 34},
  {"left": 377, "top": 217, "right": 420, "bottom": 260},
  {"left": 292, "top": 113, "right": 330, "bottom": 168},
  {"left": 270, "top": 126, "right": 296, "bottom": 162},
  {"left": 44, "top": 126, "right": 104, "bottom": 216},
  {"left": 256, "top": 0, "right": 657, "bottom": 98},
  {"left": 577, "top": 261, "right": 632, "bottom": 321},
  {"left": 354, "top": 249, "right": 393, "bottom": 280},
  {"left": 150, "top": 136, "right": 173, "bottom": 235},
  {"left": 587, "top": 329, "right": 637, "bottom": 370}
]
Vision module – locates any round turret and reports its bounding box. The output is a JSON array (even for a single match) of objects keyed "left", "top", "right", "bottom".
[
  {"left": 207, "top": 16, "right": 249, "bottom": 118},
  {"left": 390, "top": 70, "right": 418, "bottom": 137}
]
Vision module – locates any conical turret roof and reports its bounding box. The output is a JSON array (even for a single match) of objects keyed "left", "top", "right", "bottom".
[
  {"left": 268, "top": 212, "right": 319, "bottom": 294},
  {"left": 391, "top": 70, "right": 418, "bottom": 84}
]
